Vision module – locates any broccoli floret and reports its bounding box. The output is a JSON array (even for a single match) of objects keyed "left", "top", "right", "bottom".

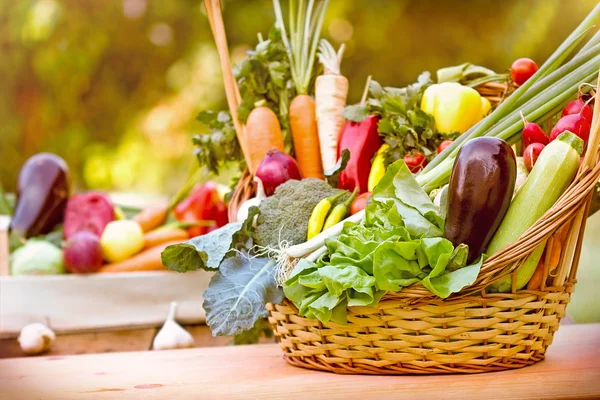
[{"left": 254, "top": 179, "right": 348, "bottom": 249}]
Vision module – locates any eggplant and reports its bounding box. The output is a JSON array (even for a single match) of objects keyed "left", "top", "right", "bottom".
[
  {"left": 9, "top": 153, "right": 70, "bottom": 239},
  {"left": 444, "top": 137, "right": 516, "bottom": 263}
]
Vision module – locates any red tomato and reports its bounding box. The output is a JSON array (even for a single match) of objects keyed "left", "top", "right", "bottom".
[
  {"left": 350, "top": 192, "right": 371, "bottom": 215},
  {"left": 403, "top": 151, "right": 427, "bottom": 173},
  {"left": 511, "top": 58, "right": 538, "bottom": 86},
  {"left": 437, "top": 140, "right": 453, "bottom": 154},
  {"left": 174, "top": 182, "right": 228, "bottom": 237}
]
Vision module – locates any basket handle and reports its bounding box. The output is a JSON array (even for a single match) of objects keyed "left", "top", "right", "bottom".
[{"left": 204, "top": 0, "right": 252, "bottom": 171}]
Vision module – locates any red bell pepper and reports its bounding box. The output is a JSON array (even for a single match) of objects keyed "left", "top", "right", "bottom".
[
  {"left": 337, "top": 115, "right": 383, "bottom": 194},
  {"left": 173, "top": 182, "right": 228, "bottom": 237}
]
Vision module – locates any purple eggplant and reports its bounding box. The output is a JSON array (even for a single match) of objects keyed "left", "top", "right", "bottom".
[
  {"left": 10, "top": 153, "right": 70, "bottom": 239},
  {"left": 444, "top": 137, "right": 516, "bottom": 263}
]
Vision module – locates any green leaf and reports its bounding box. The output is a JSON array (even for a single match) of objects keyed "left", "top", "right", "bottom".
[
  {"left": 203, "top": 254, "right": 283, "bottom": 336},
  {"left": 324, "top": 148, "right": 350, "bottom": 187},
  {"left": 0, "top": 185, "right": 14, "bottom": 216},
  {"left": 161, "top": 207, "right": 259, "bottom": 273},
  {"left": 342, "top": 104, "right": 369, "bottom": 122},
  {"left": 422, "top": 255, "right": 485, "bottom": 298}
]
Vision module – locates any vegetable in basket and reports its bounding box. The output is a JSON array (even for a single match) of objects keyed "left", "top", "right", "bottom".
[
  {"left": 445, "top": 137, "right": 516, "bottom": 264},
  {"left": 255, "top": 150, "right": 302, "bottom": 197},
  {"left": 562, "top": 98, "right": 594, "bottom": 122},
  {"left": 245, "top": 106, "right": 286, "bottom": 174},
  {"left": 420, "top": 82, "right": 490, "bottom": 135},
  {"left": 316, "top": 40, "right": 349, "bottom": 171},
  {"left": 487, "top": 131, "right": 584, "bottom": 292},
  {"left": 337, "top": 115, "right": 383, "bottom": 193},
  {"left": 10, "top": 153, "right": 70, "bottom": 240},
  {"left": 273, "top": 0, "right": 327, "bottom": 179},
  {"left": 307, "top": 192, "right": 346, "bottom": 240},
  {"left": 254, "top": 179, "right": 348, "bottom": 249},
  {"left": 521, "top": 112, "right": 549, "bottom": 148},
  {"left": 367, "top": 144, "right": 388, "bottom": 191}
]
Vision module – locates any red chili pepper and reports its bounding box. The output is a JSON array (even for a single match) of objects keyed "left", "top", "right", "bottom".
[
  {"left": 173, "top": 182, "right": 228, "bottom": 237},
  {"left": 337, "top": 115, "right": 383, "bottom": 194},
  {"left": 403, "top": 150, "right": 427, "bottom": 173}
]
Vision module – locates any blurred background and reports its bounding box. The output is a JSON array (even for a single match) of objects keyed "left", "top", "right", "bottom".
[{"left": 0, "top": 0, "right": 598, "bottom": 321}]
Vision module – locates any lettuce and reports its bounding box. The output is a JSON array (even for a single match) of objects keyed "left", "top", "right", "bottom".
[{"left": 284, "top": 161, "right": 483, "bottom": 324}]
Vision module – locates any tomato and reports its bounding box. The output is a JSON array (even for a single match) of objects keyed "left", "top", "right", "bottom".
[
  {"left": 350, "top": 192, "right": 371, "bottom": 215},
  {"left": 510, "top": 58, "right": 538, "bottom": 86},
  {"left": 403, "top": 151, "right": 427, "bottom": 173},
  {"left": 437, "top": 140, "right": 453, "bottom": 154}
]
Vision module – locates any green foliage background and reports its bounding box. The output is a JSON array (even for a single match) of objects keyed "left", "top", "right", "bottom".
[{"left": 0, "top": 0, "right": 598, "bottom": 321}]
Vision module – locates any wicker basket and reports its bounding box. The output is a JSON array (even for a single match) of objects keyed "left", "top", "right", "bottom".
[
  {"left": 267, "top": 78, "right": 600, "bottom": 374},
  {"left": 206, "top": 0, "right": 600, "bottom": 374}
]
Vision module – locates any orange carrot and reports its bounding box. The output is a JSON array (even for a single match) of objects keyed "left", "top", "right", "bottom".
[
  {"left": 98, "top": 241, "right": 180, "bottom": 273},
  {"left": 245, "top": 106, "right": 285, "bottom": 174},
  {"left": 132, "top": 202, "right": 169, "bottom": 232},
  {"left": 527, "top": 260, "right": 545, "bottom": 290},
  {"left": 144, "top": 228, "right": 189, "bottom": 249},
  {"left": 290, "top": 95, "right": 323, "bottom": 179}
]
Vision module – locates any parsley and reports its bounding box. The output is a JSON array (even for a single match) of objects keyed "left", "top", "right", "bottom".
[
  {"left": 342, "top": 73, "right": 453, "bottom": 166},
  {"left": 192, "top": 110, "right": 243, "bottom": 175}
]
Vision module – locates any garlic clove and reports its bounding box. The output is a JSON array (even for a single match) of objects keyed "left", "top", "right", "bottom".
[
  {"left": 152, "top": 302, "right": 194, "bottom": 351},
  {"left": 18, "top": 323, "right": 55, "bottom": 355}
]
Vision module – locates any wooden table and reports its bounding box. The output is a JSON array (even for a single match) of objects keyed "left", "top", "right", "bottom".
[{"left": 1, "top": 324, "right": 599, "bottom": 400}]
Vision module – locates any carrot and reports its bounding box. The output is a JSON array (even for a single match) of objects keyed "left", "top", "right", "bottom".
[
  {"left": 527, "top": 260, "right": 545, "bottom": 290},
  {"left": 144, "top": 228, "right": 189, "bottom": 249},
  {"left": 290, "top": 95, "right": 323, "bottom": 179},
  {"left": 132, "top": 202, "right": 169, "bottom": 232},
  {"left": 245, "top": 106, "right": 285, "bottom": 174},
  {"left": 273, "top": 0, "right": 328, "bottom": 179},
  {"left": 316, "top": 40, "right": 349, "bottom": 171},
  {"left": 98, "top": 241, "right": 181, "bottom": 273}
]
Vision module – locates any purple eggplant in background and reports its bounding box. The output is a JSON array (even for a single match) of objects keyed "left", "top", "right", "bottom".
[{"left": 9, "top": 153, "right": 70, "bottom": 239}]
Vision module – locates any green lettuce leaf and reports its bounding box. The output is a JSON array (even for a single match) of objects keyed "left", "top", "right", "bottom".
[{"left": 203, "top": 253, "right": 284, "bottom": 336}]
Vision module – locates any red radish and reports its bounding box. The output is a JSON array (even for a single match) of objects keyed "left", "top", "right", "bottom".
[
  {"left": 404, "top": 151, "right": 427, "bottom": 173},
  {"left": 64, "top": 192, "right": 115, "bottom": 239},
  {"left": 255, "top": 149, "right": 302, "bottom": 197},
  {"left": 64, "top": 230, "right": 104, "bottom": 273},
  {"left": 562, "top": 99, "right": 593, "bottom": 122},
  {"left": 523, "top": 143, "right": 545, "bottom": 172},
  {"left": 437, "top": 140, "right": 453, "bottom": 154},
  {"left": 511, "top": 58, "right": 538, "bottom": 86},
  {"left": 520, "top": 112, "right": 548, "bottom": 147},
  {"left": 549, "top": 114, "right": 591, "bottom": 144}
]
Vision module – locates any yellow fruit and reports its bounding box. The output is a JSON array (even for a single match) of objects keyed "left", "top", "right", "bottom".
[{"left": 100, "top": 220, "right": 144, "bottom": 263}]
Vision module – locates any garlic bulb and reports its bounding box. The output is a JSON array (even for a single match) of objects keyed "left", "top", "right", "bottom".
[
  {"left": 236, "top": 177, "right": 267, "bottom": 223},
  {"left": 18, "top": 323, "right": 55, "bottom": 355},
  {"left": 152, "top": 302, "right": 194, "bottom": 350}
]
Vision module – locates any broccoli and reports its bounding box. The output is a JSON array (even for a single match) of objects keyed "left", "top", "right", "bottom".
[{"left": 254, "top": 179, "right": 348, "bottom": 249}]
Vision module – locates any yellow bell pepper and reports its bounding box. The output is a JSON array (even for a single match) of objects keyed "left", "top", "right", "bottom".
[
  {"left": 367, "top": 144, "right": 389, "bottom": 192},
  {"left": 421, "top": 82, "right": 489, "bottom": 134}
]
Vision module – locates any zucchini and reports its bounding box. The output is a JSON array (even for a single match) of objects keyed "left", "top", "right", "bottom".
[{"left": 487, "top": 131, "right": 583, "bottom": 292}]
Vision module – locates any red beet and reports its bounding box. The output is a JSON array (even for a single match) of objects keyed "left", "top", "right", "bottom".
[
  {"left": 521, "top": 113, "right": 549, "bottom": 148},
  {"left": 523, "top": 143, "right": 545, "bottom": 172},
  {"left": 549, "top": 114, "right": 591, "bottom": 145},
  {"left": 64, "top": 192, "right": 115, "bottom": 239},
  {"left": 562, "top": 99, "right": 593, "bottom": 122},
  {"left": 64, "top": 230, "right": 104, "bottom": 273}
]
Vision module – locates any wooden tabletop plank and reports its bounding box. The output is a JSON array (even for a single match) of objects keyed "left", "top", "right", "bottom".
[{"left": 1, "top": 324, "right": 599, "bottom": 400}]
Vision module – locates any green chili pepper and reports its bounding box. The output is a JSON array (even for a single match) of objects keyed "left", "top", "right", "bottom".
[
  {"left": 306, "top": 192, "right": 346, "bottom": 240},
  {"left": 322, "top": 189, "right": 358, "bottom": 231}
]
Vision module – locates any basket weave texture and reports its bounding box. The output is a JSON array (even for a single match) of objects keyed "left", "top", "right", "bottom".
[{"left": 267, "top": 83, "right": 600, "bottom": 375}]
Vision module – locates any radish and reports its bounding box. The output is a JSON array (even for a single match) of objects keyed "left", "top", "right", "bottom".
[
  {"left": 520, "top": 112, "right": 548, "bottom": 147},
  {"left": 549, "top": 113, "right": 591, "bottom": 145},
  {"left": 562, "top": 98, "right": 593, "bottom": 122},
  {"left": 523, "top": 143, "right": 545, "bottom": 172}
]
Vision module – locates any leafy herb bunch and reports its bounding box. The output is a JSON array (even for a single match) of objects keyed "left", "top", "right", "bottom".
[{"left": 343, "top": 73, "right": 451, "bottom": 166}]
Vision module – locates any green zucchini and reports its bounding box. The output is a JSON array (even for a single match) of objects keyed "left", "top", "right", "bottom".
[{"left": 487, "top": 131, "right": 583, "bottom": 292}]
